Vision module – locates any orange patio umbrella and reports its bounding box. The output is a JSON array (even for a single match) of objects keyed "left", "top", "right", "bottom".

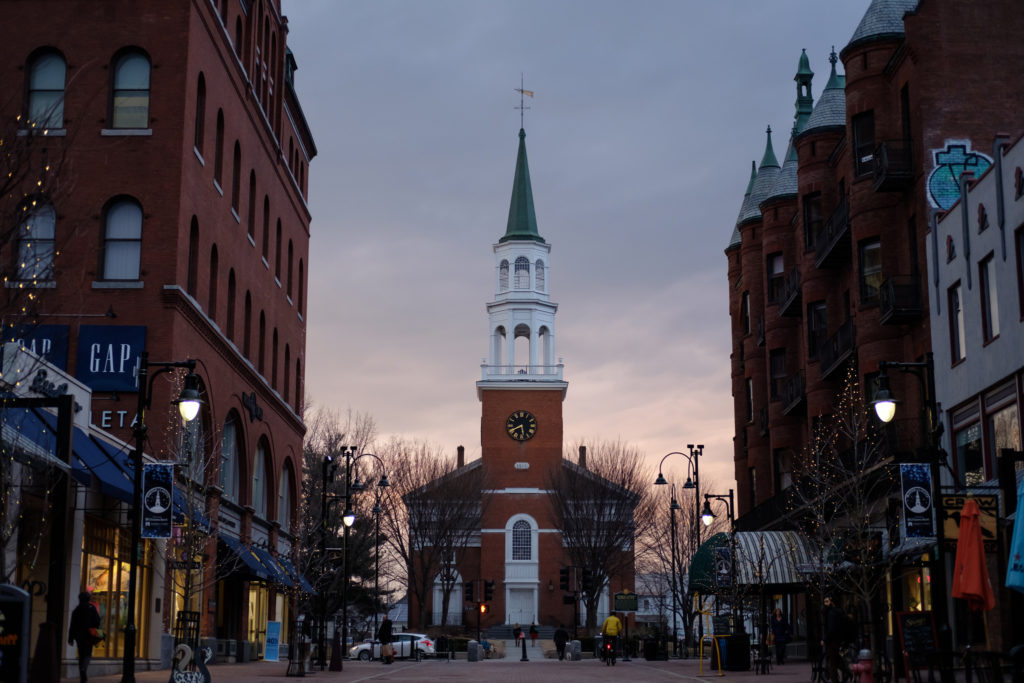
[{"left": 951, "top": 498, "right": 994, "bottom": 612}]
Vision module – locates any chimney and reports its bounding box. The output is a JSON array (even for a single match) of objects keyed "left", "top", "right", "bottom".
[
  {"left": 578, "top": 445, "right": 587, "bottom": 469},
  {"left": 457, "top": 445, "right": 465, "bottom": 468}
]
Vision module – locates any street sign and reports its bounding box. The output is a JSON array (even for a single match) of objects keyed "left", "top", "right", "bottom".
[{"left": 613, "top": 590, "right": 637, "bottom": 612}]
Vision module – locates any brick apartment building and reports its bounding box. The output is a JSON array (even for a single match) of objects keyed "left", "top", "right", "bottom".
[
  {"left": 725, "top": 0, "right": 1024, "bottom": 654},
  {"left": 0, "top": 0, "right": 316, "bottom": 676}
]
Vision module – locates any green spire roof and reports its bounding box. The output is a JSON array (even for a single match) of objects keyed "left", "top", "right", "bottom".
[
  {"left": 760, "top": 125, "right": 779, "bottom": 169},
  {"left": 500, "top": 128, "right": 545, "bottom": 243},
  {"left": 796, "top": 48, "right": 814, "bottom": 77}
]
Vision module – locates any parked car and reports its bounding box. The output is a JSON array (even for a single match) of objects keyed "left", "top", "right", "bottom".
[{"left": 349, "top": 632, "right": 436, "bottom": 661}]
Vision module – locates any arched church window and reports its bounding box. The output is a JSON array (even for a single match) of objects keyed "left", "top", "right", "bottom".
[
  {"left": 499, "top": 260, "right": 509, "bottom": 291},
  {"left": 535, "top": 260, "right": 545, "bottom": 292},
  {"left": 514, "top": 257, "right": 530, "bottom": 289},
  {"left": 512, "top": 519, "right": 531, "bottom": 560}
]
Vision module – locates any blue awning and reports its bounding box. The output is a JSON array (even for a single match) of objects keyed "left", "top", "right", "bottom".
[
  {"left": 172, "top": 487, "right": 211, "bottom": 533},
  {"left": 278, "top": 556, "right": 316, "bottom": 594},
  {"left": 218, "top": 534, "right": 270, "bottom": 581},
  {"left": 0, "top": 404, "right": 74, "bottom": 476},
  {"left": 253, "top": 547, "right": 296, "bottom": 588}
]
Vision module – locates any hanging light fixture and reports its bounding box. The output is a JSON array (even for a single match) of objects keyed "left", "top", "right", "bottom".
[
  {"left": 174, "top": 372, "right": 203, "bottom": 422},
  {"left": 872, "top": 370, "right": 897, "bottom": 423}
]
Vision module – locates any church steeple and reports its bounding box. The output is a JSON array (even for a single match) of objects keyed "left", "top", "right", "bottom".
[
  {"left": 794, "top": 48, "right": 815, "bottom": 132},
  {"left": 501, "top": 128, "right": 545, "bottom": 244}
]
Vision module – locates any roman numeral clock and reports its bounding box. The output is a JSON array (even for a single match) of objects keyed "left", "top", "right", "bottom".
[{"left": 505, "top": 410, "right": 537, "bottom": 441}]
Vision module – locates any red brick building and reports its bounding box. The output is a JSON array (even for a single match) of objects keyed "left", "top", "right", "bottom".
[
  {"left": 725, "top": 0, "right": 1024, "bottom": 652},
  {"left": 407, "top": 129, "right": 635, "bottom": 633},
  {"left": 0, "top": 0, "right": 315, "bottom": 674}
]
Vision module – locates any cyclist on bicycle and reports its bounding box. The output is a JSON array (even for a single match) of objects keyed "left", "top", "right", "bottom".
[{"left": 601, "top": 612, "right": 623, "bottom": 666}]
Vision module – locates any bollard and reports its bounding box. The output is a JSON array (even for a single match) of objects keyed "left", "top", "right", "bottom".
[
  {"left": 850, "top": 649, "right": 874, "bottom": 683},
  {"left": 521, "top": 635, "right": 529, "bottom": 661}
]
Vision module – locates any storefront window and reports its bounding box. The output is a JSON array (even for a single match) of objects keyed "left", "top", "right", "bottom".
[
  {"left": 988, "top": 402, "right": 1021, "bottom": 456},
  {"left": 82, "top": 520, "right": 150, "bottom": 659},
  {"left": 955, "top": 423, "right": 984, "bottom": 487},
  {"left": 248, "top": 584, "right": 269, "bottom": 659}
]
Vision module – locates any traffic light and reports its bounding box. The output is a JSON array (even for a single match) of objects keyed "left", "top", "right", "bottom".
[
  {"left": 559, "top": 567, "right": 570, "bottom": 591},
  {"left": 464, "top": 580, "right": 474, "bottom": 603},
  {"left": 484, "top": 580, "right": 495, "bottom": 601},
  {"left": 479, "top": 603, "right": 489, "bottom": 614},
  {"left": 581, "top": 568, "right": 594, "bottom": 594}
]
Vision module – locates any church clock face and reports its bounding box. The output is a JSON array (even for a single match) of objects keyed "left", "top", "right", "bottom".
[{"left": 505, "top": 410, "right": 537, "bottom": 441}]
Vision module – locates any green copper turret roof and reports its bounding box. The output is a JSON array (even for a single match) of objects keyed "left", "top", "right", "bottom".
[
  {"left": 796, "top": 48, "right": 813, "bottom": 77},
  {"left": 799, "top": 50, "right": 846, "bottom": 137},
  {"left": 739, "top": 127, "right": 781, "bottom": 225},
  {"left": 794, "top": 49, "right": 815, "bottom": 132},
  {"left": 759, "top": 125, "right": 779, "bottom": 169},
  {"left": 500, "top": 128, "right": 545, "bottom": 243},
  {"left": 844, "top": 0, "right": 918, "bottom": 55},
  {"left": 728, "top": 160, "right": 757, "bottom": 249}
]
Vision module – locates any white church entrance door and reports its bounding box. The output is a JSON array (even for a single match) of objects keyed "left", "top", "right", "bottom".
[{"left": 507, "top": 588, "right": 534, "bottom": 625}]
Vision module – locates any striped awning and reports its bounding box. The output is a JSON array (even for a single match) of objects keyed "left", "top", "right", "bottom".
[{"left": 733, "top": 531, "right": 819, "bottom": 586}]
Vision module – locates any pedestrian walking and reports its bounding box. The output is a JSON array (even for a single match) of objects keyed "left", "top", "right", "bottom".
[
  {"left": 529, "top": 622, "right": 538, "bottom": 647},
  {"left": 770, "top": 607, "right": 792, "bottom": 665},
  {"left": 553, "top": 624, "right": 569, "bottom": 660},
  {"left": 513, "top": 623, "right": 522, "bottom": 646},
  {"left": 376, "top": 614, "right": 394, "bottom": 664},
  {"left": 821, "top": 596, "right": 845, "bottom": 683},
  {"left": 68, "top": 591, "right": 101, "bottom": 683}
]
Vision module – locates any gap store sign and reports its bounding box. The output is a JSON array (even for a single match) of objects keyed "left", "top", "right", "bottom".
[{"left": 76, "top": 325, "right": 146, "bottom": 392}]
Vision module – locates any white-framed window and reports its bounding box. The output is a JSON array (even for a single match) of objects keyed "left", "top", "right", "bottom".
[
  {"left": 102, "top": 198, "right": 143, "bottom": 280},
  {"left": 27, "top": 51, "right": 65, "bottom": 129},
  {"left": 219, "top": 413, "right": 240, "bottom": 501},
  {"left": 17, "top": 202, "right": 55, "bottom": 281},
  {"left": 980, "top": 254, "right": 999, "bottom": 342},
  {"left": 949, "top": 282, "right": 966, "bottom": 363},
  {"left": 514, "top": 256, "right": 530, "bottom": 289},
  {"left": 535, "top": 260, "right": 545, "bottom": 292},
  {"left": 252, "top": 440, "right": 267, "bottom": 518},
  {"left": 512, "top": 519, "right": 531, "bottom": 560},
  {"left": 111, "top": 51, "right": 151, "bottom": 128}
]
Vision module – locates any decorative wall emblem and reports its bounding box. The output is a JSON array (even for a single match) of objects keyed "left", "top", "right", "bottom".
[{"left": 927, "top": 141, "right": 992, "bottom": 210}]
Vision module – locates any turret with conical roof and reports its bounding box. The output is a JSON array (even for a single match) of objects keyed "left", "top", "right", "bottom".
[
  {"left": 739, "top": 127, "right": 781, "bottom": 225},
  {"left": 794, "top": 49, "right": 814, "bottom": 131},
  {"left": 799, "top": 49, "right": 845, "bottom": 137},
  {"left": 727, "top": 160, "right": 757, "bottom": 250},
  {"left": 843, "top": 0, "right": 918, "bottom": 57},
  {"left": 500, "top": 128, "right": 545, "bottom": 244}
]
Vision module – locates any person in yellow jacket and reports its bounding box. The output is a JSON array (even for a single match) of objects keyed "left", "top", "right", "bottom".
[{"left": 601, "top": 612, "right": 623, "bottom": 666}]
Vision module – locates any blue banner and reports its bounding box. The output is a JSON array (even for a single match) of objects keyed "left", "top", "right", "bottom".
[
  {"left": 141, "top": 463, "right": 174, "bottom": 539},
  {"left": 900, "top": 463, "right": 934, "bottom": 538},
  {"left": 2, "top": 323, "right": 69, "bottom": 369},
  {"left": 265, "top": 621, "right": 281, "bottom": 661},
  {"left": 75, "top": 325, "right": 145, "bottom": 391}
]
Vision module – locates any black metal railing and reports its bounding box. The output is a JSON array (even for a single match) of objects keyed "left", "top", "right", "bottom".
[
  {"left": 780, "top": 372, "right": 805, "bottom": 415},
  {"left": 879, "top": 275, "right": 923, "bottom": 325},
  {"left": 872, "top": 140, "right": 914, "bottom": 192},
  {"left": 819, "top": 319, "right": 855, "bottom": 379},
  {"left": 813, "top": 196, "right": 851, "bottom": 268},
  {"left": 778, "top": 267, "right": 801, "bottom": 317}
]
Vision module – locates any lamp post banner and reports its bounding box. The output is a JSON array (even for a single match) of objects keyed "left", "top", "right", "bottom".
[
  {"left": 715, "top": 547, "right": 733, "bottom": 587},
  {"left": 900, "top": 463, "right": 934, "bottom": 538},
  {"left": 141, "top": 462, "right": 174, "bottom": 538}
]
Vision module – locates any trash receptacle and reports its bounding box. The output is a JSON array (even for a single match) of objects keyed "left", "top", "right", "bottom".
[
  {"left": 710, "top": 637, "right": 728, "bottom": 669},
  {"left": 642, "top": 638, "right": 658, "bottom": 661},
  {"left": 726, "top": 631, "right": 750, "bottom": 671}
]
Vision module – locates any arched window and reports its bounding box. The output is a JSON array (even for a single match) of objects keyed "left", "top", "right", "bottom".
[
  {"left": 252, "top": 439, "right": 268, "bottom": 518},
  {"left": 243, "top": 291, "right": 252, "bottom": 356},
  {"left": 194, "top": 73, "right": 206, "bottom": 152},
  {"left": 274, "top": 220, "right": 282, "bottom": 280},
  {"left": 111, "top": 50, "right": 151, "bottom": 128},
  {"left": 535, "top": 260, "right": 545, "bottom": 292},
  {"left": 231, "top": 141, "right": 241, "bottom": 212},
  {"left": 208, "top": 244, "right": 219, "bottom": 318},
  {"left": 234, "top": 18, "right": 243, "bottom": 58},
  {"left": 219, "top": 412, "right": 240, "bottom": 501},
  {"left": 226, "top": 269, "right": 236, "bottom": 340},
  {"left": 102, "top": 198, "right": 143, "bottom": 280},
  {"left": 278, "top": 465, "right": 292, "bottom": 531},
  {"left": 283, "top": 344, "right": 291, "bottom": 403},
  {"left": 27, "top": 51, "right": 65, "bottom": 129},
  {"left": 16, "top": 202, "right": 56, "bottom": 281},
  {"left": 214, "top": 110, "right": 224, "bottom": 185},
  {"left": 258, "top": 311, "right": 266, "bottom": 373},
  {"left": 512, "top": 519, "right": 531, "bottom": 560},
  {"left": 271, "top": 328, "right": 278, "bottom": 389},
  {"left": 514, "top": 257, "right": 530, "bottom": 289},
  {"left": 247, "top": 172, "right": 256, "bottom": 238},
  {"left": 187, "top": 217, "right": 199, "bottom": 297},
  {"left": 295, "top": 358, "right": 302, "bottom": 413},
  {"left": 261, "top": 197, "right": 270, "bottom": 259},
  {"left": 498, "top": 260, "right": 509, "bottom": 291},
  {"left": 287, "top": 240, "right": 293, "bottom": 298},
  {"left": 298, "top": 259, "right": 305, "bottom": 315},
  {"left": 218, "top": 0, "right": 228, "bottom": 24}
]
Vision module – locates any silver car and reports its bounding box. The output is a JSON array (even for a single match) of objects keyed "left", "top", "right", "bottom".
[{"left": 348, "top": 632, "right": 436, "bottom": 661}]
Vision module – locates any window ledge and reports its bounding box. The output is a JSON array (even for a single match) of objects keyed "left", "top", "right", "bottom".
[
  {"left": 92, "top": 280, "right": 144, "bottom": 289},
  {"left": 274, "top": 277, "right": 281, "bottom": 288},
  {"left": 297, "top": 312, "right": 304, "bottom": 322},
  {"left": 6, "top": 280, "right": 56, "bottom": 289},
  {"left": 248, "top": 234, "right": 256, "bottom": 247},
  {"left": 231, "top": 208, "right": 240, "bottom": 224},
  {"left": 982, "top": 334, "right": 1000, "bottom": 348},
  {"left": 18, "top": 128, "right": 66, "bottom": 137},
  {"left": 194, "top": 147, "right": 205, "bottom": 165},
  {"left": 262, "top": 257, "right": 269, "bottom": 268},
  {"left": 214, "top": 180, "right": 224, "bottom": 197},
  {"left": 286, "top": 296, "right": 293, "bottom": 307},
  {"left": 101, "top": 128, "right": 153, "bottom": 136}
]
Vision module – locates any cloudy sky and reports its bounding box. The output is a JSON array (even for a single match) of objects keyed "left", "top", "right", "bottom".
[{"left": 286, "top": 1, "right": 870, "bottom": 489}]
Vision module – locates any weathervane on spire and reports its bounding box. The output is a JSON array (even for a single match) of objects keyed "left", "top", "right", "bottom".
[{"left": 514, "top": 73, "right": 533, "bottom": 129}]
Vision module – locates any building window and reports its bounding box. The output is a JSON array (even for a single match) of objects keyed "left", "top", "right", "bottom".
[
  {"left": 807, "top": 301, "right": 827, "bottom": 360},
  {"left": 271, "top": 328, "right": 278, "bottom": 389},
  {"left": 102, "top": 198, "right": 143, "bottom": 280},
  {"left": 499, "top": 260, "right": 509, "bottom": 291},
  {"left": 769, "top": 349, "right": 785, "bottom": 400},
  {"left": 955, "top": 422, "right": 983, "bottom": 487},
  {"left": 745, "top": 378, "right": 754, "bottom": 423},
  {"left": 243, "top": 292, "right": 252, "bottom": 356},
  {"left": 514, "top": 256, "right": 530, "bottom": 289},
  {"left": 261, "top": 197, "right": 270, "bottom": 258},
  {"left": 214, "top": 110, "right": 224, "bottom": 185},
  {"left": 741, "top": 292, "right": 750, "bottom": 335},
  {"left": 247, "top": 174, "right": 257, "bottom": 239},
  {"left": 187, "top": 218, "right": 199, "bottom": 297},
  {"left": 535, "top": 260, "right": 545, "bottom": 292},
  {"left": 194, "top": 73, "right": 206, "bottom": 152},
  {"left": 284, "top": 344, "right": 291, "bottom": 403},
  {"left": 27, "top": 50, "right": 66, "bottom": 129},
  {"left": 16, "top": 202, "right": 55, "bottom": 281},
  {"left": 859, "top": 239, "right": 882, "bottom": 304},
  {"left": 275, "top": 221, "right": 282, "bottom": 279},
  {"left": 258, "top": 311, "right": 266, "bottom": 373},
  {"left": 208, "top": 245, "right": 219, "bottom": 318},
  {"left": 748, "top": 467, "right": 757, "bottom": 508},
  {"left": 278, "top": 466, "right": 292, "bottom": 531},
  {"left": 298, "top": 259, "right": 305, "bottom": 315},
  {"left": 295, "top": 358, "right": 302, "bottom": 413},
  {"left": 227, "top": 269, "right": 236, "bottom": 340},
  {"left": 220, "top": 413, "right": 239, "bottom": 502},
  {"left": 511, "top": 520, "right": 531, "bottom": 560},
  {"left": 773, "top": 449, "right": 793, "bottom": 492},
  {"left": 252, "top": 440, "right": 267, "bottom": 517},
  {"left": 111, "top": 51, "right": 151, "bottom": 129},
  {"left": 948, "top": 282, "right": 965, "bottom": 363},
  {"left": 803, "top": 192, "right": 822, "bottom": 250},
  {"left": 980, "top": 254, "right": 999, "bottom": 342},
  {"left": 852, "top": 110, "right": 875, "bottom": 177},
  {"left": 287, "top": 240, "right": 294, "bottom": 297},
  {"left": 988, "top": 402, "right": 1020, "bottom": 461},
  {"left": 767, "top": 253, "right": 783, "bottom": 302}
]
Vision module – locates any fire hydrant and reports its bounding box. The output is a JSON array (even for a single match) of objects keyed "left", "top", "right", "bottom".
[{"left": 849, "top": 649, "right": 874, "bottom": 683}]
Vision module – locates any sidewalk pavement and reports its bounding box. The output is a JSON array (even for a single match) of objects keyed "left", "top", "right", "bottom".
[{"left": 65, "top": 656, "right": 819, "bottom": 682}]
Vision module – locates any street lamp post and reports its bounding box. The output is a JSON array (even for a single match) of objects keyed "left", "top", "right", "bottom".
[
  {"left": 122, "top": 352, "right": 202, "bottom": 683},
  {"left": 871, "top": 352, "right": 953, "bottom": 683},
  {"left": 654, "top": 445, "right": 702, "bottom": 656},
  {"left": 372, "top": 488, "right": 383, "bottom": 638},
  {"left": 701, "top": 489, "right": 737, "bottom": 627}
]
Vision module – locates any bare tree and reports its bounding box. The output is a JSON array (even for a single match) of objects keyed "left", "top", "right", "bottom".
[{"left": 549, "top": 439, "right": 657, "bottom": 631}]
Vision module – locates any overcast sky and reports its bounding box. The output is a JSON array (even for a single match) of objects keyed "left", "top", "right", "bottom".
[{"left": 286, "top": 1, "right": 871, "bottom": 489}]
